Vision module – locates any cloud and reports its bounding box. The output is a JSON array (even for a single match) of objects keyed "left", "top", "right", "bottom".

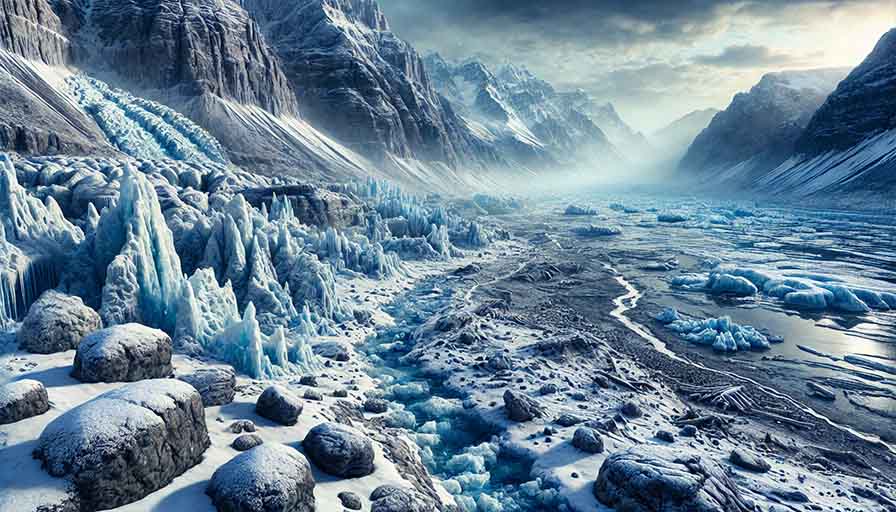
[{"left": 693, "top": 45, "right": 802, "bottom": 68}]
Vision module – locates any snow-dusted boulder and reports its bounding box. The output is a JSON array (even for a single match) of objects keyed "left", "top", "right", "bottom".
[
  {"left": 503, "top": 390, "right": 544, "bottom": 422},
  {"left": 302, "top": 422, "right": 375, "bottom": 478},
  {"left": 35, "top": 380, "right": 210, "bottom": 511},
  {"left": 17, "top": 290, "right": 102, "bottom": 354},
  {"left": 369, "top": 485, "right": 436, "bottom": 512},
  {"left": 71, "top": 324, "right": 173, "bottom": 383},
  {"left": 256, "top": 385, "right": 303, "bottom": 426},
  {"left": 0, "top": 379, "right": 49, "bottom": 424},
  {"left": 313, "top": 341, "right": 351, "bottom": 362},
  {"left": 572, "top": 427, "right": 604, "bottom": 454},
  {"left": 177, "top": 367, "right": 237, "bottom": 407},
  {"left": 593, "top": 447, "right": 751, "bottom": 512},
  {"left": 232, "top": 434, "right": 264, "bottom": 452},
  {"left": 206, "top": 444, "right": 315, "bottom": 512}
]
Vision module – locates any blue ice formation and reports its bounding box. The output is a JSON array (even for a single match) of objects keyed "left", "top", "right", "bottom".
[
  {"left": 655, "top": 308, "right": 771, "bottom": 352},
  {"left": 657, "top": 212, "right": 688, "bottom": 223},
  {"left": 67, "top": 75, "right": 228, "bottom": 164},
  {"left": 93, "top": 165, "right": 184, "bottom": 333},
  {"left": 671, "top": 263, "right": 895, "bottom": 314},
  {"left": 573, "top": 224, "right": 623, "bottom": 237}
]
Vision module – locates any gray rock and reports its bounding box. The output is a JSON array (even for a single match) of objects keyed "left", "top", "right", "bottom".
[
  {"left": 312, "top": 341, "right": 351, "bottom": 362},
  {"left": 71, "top": 324, "right": 173, "bottom": 383},
  {"left": 369, "top": 485, "right": 436, "bottom": 512},
  {"left": 655, "top": 430, "right": 676, "bottom": 443},
  {"left": 17, "top": 291, "right": 102, "bottom": 354},
  {"left": 807, "top": 382, "right": 836, "bottom": 401},
  {"left": 680, "top": 425, "right": 698, "bottom": 437},
  {"left": 730, "top": 448, "right": 771, "bottom": 473},
  {"left": 621, "top": 400, "right": 642, "bottom": 418},
  {"left": 256, "top": 385, "right": 303, "bottom": 426},
  {"left": 303, "top": 422, "right": 375, "bottom": 478},
  {"left": 539, "top": 383, "right": 559, "bottom": 395},
  {"left": 0, "top": 379, "right": 49, "bottom": 424},
  {"left": 487, "top": 353, "right": 513, "bottom": 371},
  {"left": 555, "top": 413, "right": 584, "bottom": 427},
  {"left": 572, "top": 427, "right": 604, "bottom": 454},
  {"left": 178, "top": 368, "right": 236, "bottom": 407},
  {"left": 298, "top": 375, "right": 318, "bottom": 387},
  {"left": 229, "top": 420, "right": 257, "bottom": 434},
  {"left": 364, "top": 398, "right": 389, "bottom": 414},
  {"left": 207, "top": 444, "right": 315, "bottom": 512},
  {"left": 35, "top": 380, "right": 209, "bottom": 511},
  {"left": 338, "top": 491, "right": 362, "bottom": 510},
  {"left": 594, "top": 447, "right": 751, "bottom": 512},
  {"left": 503, "top": 390, "right": 543, "bottom": 422},
  {"left": 303, "top": 389, "right": 323, "bottom": 401},
  {"left": 232, "top": 434, "right": 264, "bottom": 452}
]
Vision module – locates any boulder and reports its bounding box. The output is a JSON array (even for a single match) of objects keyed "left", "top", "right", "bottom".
[
  {"left": 369, "top": 485, "right": 436, "bottom": 512},
  {"left": 303, "top": 422, "right": 375, "bottom": 478},
  {"left": 594, "top": 447, "right": 751, "bottom": 512},
  {"left": 256, "top": 385, "right": 303, "bottom": 426},
  {"left": 230, "top": 419, "right": 257, "bottom": 434},
  {"left": 17, "top": 291, "right": 102, "bottom": 354},
  {"left": 207, "top": 444, "right": 315, "bottom": 512},
  {"left": 232, "top": 434, "right": 264, "bottom": 452},
  {"left": 35, "top": 380, "right": 209, "bottom": 511},
  {"left": 503, "top": 390, "right": 543, "bottom": 422},
  {"left": 338, "top": 491, "right": 362, "bottom": 510},
  {"left": 572, "top": 427, "right": 604, "bottom": 454},
  {"left": 71, "top": 324, "right": 172, "bottom": 383},
  {"left": 364, "top": 398, "right": 389, "bottom": 414},
  {"left": 178, "top": 368, "right": 237, "bottom": 407},
  {"left": 730, "top": 449, "right": 771, "bottom": 473},
  {"left": 621, "top": 400, "right": 642, "bottom": 418},
  {"left": 312, "top": 341, "right": 351, "bottom": 362},
  {"left": 0, "top": 379, "right": 49, "bottom": 424}
]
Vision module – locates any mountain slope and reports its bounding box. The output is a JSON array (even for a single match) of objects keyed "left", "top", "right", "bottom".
[
  {"left": 651, "top": 108, "right": 719, "bottom": 162},
  {"left": 797, "top": 28, "right": 896, "bottom": 155},
  {"left": 424, "top": 55, "right": 619, "bottom": 170},
  {"left": 679, "top": 69, "right": 848, "bottom": 177}
]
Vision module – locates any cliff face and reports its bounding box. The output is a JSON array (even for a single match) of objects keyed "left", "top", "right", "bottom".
[
  {"left": 797, "top": 28, "right": 896, "bottom": 155},
  {"left": 80, "top": 0, "right": 296, "bottom": 116},
  {"left": 680, "top": 69, "right": 848, "bottom": 173},
  {"left": 240, "top": 0, "right": 487, "bottom": 167},
  {"left": 0, "top": 0, "right": 71, "bottom": 65}
]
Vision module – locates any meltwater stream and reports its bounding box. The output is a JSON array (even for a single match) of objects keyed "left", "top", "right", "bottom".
[
  {"left": 607, "top": 265, "right": 896, "bottom": 456},
  {"left": 362, "top": 276, "right": 568, "bottom": 512}
]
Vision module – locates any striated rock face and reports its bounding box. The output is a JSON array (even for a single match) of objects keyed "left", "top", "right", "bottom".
[
  {"left": 594, "top": 447, "right": 751, "bottom": 512},
  {"left": 798, "top": 28, "right": 896, "bottom": 154},
  {"left": 80, "top": 0, "right": 296, "bottom": 116},
  {"left": 680, "top": 69, "right": 848, "bottom": 173},
  {"left": 0, "top": 0, "right": 71, "bottom": 65},
  {"left": 240, "top": 0, "right": 486, "bottom": 167},
  {"left": 241, "top": 184, "right": 363, "bottom": 228}
]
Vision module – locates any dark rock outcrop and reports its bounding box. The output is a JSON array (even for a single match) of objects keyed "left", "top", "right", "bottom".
[
  {"left": 35, "top": 380, "right": 210, "bottom": 511},
  {"left": 71, "top": 324, "right": 173, "bottom": 383},
  {"left": 256, "top": 385, "right": 303, "bottom": 426},
  {"left": 571, "top": 427, "right": 604, "bottom": 454},
  {"left": 241, "top": 185, "right": 362, "bottom": 228},
  {"left": 503, "top": 389, "right": 543, "bottom": 422},
  {"left": 303, "top": 422, "right": 375, "bottom": 478},
  {"left": 798, "top": 28, "right": 896, "bottom": 154},
  {"left": 594, "top": 447, "right": 751, "bottom": 512},
  {"left": 18, "top": 290, "right": 101, "bottom": 354},
  {"left": 207, "top": 444, "right": 315, "bottom": 512},
  {"left": 177, "top": 367, "right": 237, "bottom": 407},
  {"left": 730, "top": 448, "right": 771, "bottom": 473},
  {"left": 0, "top": 379, "right": 49, "bottom": 424}
]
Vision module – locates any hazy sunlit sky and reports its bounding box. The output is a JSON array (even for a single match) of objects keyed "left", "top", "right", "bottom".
[{"left": 379, "top": 0, "right": 895, "bottom": 133}]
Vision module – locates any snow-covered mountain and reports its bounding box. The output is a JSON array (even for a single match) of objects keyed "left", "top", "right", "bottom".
[
  {"left": 680, "top": 69, "right": 848, "bottom": 178},
  {"left": 424, "top": 54, "right": 620, "bottom": 170},
  {"left": 557, "top": 93, "right": 652, "bottom": 161},
  {"left": 650, "top": 108, "right": 720, "bottom": 163}
]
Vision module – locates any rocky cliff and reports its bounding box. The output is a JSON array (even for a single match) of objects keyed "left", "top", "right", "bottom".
[
  {"left": 797, "top": 28, "right": 896, "bottom": 155},
  {"left": 680, "top": 69, "right": 848, "bottom": 173}
]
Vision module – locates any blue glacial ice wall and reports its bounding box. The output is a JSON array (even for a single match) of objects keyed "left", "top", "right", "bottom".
[{"left": 67, "top": 75, "right": 228, "bottom": 164}]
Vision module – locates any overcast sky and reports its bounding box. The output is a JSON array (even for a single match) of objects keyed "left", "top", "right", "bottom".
[{"left": 378, "top": 0, "right": 895, "bottom": 132}]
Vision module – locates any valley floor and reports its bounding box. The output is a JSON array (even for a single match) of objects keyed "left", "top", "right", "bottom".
[{"left": 2, "top": 195, "right": 896, "bottom": 512}]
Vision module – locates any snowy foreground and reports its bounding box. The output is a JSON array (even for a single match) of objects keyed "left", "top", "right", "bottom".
[{"left": 2, "top": 148, "right": 896, "bottom": 512}]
